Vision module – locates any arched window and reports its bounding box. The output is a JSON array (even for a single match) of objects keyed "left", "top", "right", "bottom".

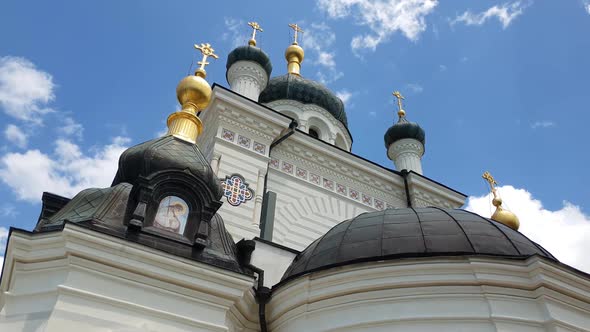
[
  {"left": 154, "top": 196, "right": 189, "bottom": 234},
  {"left": 309, "top": 127, "right": 320, "bottom": 139}
]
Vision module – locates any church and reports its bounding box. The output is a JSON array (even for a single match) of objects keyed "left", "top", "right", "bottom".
[{"left": 1, "top": 22, "right": 589, "bottom": 331}]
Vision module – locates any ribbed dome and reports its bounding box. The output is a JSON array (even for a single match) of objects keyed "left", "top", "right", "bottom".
[
  {"left": 259, "top": 74, "right": 348, "bottom": 128},
  {"left": 281, "top": 207, "right": 555, "bottom": 283},
  {"left": 226, "top": 45, "right": 272, "bottom": 79},
  {"left": 384, "top": 118, "right": 425, "bottom": 147},
  {"left": 112, "top": 135, "right": 222, "bottom": 199}
]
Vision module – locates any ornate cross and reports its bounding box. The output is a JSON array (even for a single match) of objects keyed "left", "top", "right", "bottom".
[
  {"left": 392, "top": 91, "right": 405, "bottom": 112},
  {"left": 288, "top": 23, "right": 303, "bottom": 44},
  {"left": 482, "top": 171, "right": 499, "bottom": 198},
  {"left": 194, "top": 43, "right": 219, "bottom": 71},
  {"left": 248, "top": 21, "right": 263, "bottom": 41}
]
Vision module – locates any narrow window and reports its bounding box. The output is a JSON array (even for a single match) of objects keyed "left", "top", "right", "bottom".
[{"left": 309, "top": 128, "right": 320, "bottom": 139}]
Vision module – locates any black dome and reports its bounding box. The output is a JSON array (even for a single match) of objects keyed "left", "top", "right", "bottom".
[
  {"left": 281, "top": 207, "right": 555, "bottom": 283},
  {"left": 384, "top": 118, "right": 425, "bottom": 147},
  {"left": 112, "top": 135, "right": 222, "bottom": 199},
  {"left": 259, "top": 74, "right": 348, "bottom": 128},
  {"left": 226, "top": 45, "right": 272, "bottom": 79}
]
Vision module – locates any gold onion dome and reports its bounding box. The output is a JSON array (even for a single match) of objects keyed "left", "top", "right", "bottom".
[
  {"left": 285, "top": 23, "right": 304, "bottom": 75},
  {"left": 483, "top": 171, "right": 520, "bottom": 230},
  {"left": 167, "top": 43, "right": 219, "bottom": 144}
]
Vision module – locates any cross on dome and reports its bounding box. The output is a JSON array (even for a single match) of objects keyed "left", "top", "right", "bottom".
[
  {"left": 288, "top": 23, "right": 303, "bottom": 45},
  {"left": 248, "top": 22, "right": 263, "bottom": 46}
]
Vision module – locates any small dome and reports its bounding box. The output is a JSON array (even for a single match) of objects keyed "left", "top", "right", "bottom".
[
  {"left": 384, "top": 118, "right": 425, "bottom": 147},
  {"left": 226, "top": 45, "right": 272, "bottom": 80},
  {"left": 112, "top": 135, "right": 222, "bottom": 199},
  {"left": 281, "top": 207, "right": 555, "bottom": 283},
  {"left": 259, "top": 74, "right": 348, "bottom": 128}
]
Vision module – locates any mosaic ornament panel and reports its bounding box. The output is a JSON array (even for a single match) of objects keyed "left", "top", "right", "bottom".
[
  {"left": 221, "top": 174, "right": 254, "bottom": 206},
  {"left": 269, "top": 158, "right": 388, "bottom": 210}
]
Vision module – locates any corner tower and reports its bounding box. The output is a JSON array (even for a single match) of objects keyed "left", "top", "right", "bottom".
[
  {"left": 226, "top": 21, "right": 272, "bottom": 101},
  {"left": 384, "top": 91, "right": 425, "bottom": 174}
]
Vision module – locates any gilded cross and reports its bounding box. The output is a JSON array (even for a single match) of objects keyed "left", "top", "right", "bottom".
[
  {"left": 392, "top": 91, "right": 405, "bottom": 112},
  {"left": 288, "top": 23, "right": 304, "bottom": 44},
  {"left": 482, "top": 171, "right": 499, "bottom": 199},
  {"left": 248, "top": 22, "right": 263, "bottom": 41},
  {"left": 194, "top": 43, "right": 219, "bottom": 71}
]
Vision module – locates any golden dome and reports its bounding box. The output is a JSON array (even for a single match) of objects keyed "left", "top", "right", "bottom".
[
  {"left": 285, "top": 43, "right": 304, "bottom": 63},
  {"left": 176, "top": 70, "right": 212, "bottom": 112},
  {"left": 491, "top": 207, "right": 520, "bottom": 231}
]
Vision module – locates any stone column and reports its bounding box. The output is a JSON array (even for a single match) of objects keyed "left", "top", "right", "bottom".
[{"left": 210, "top": 152, "right": 221, "bottom": 176}]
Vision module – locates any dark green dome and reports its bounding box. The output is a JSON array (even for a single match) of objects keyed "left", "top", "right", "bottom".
[
  {"left": 384, "top": 118, "right": 425, "bottom": 147},
  {"left": 259, "top": 74, "right": 348, "bottom": 128},
  {"left": 226, "top": 45, "right": 272, "bottom": 79}
]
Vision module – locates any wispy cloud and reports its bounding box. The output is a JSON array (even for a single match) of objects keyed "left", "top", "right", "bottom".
[
  {"left": 531, "top": 120, "right": 555, "bottom": 129},
  {"left": 336, "top": 90, "right": 353, "bottom": 106},
  {"left": 4, "top": 124, "right": 27, "bottom": 148},
  {"left": 0, "top": 204, "right": 17, "bottom": 218},
  {"left": 451, "top": 1, "right": 530, "bottom": 29},
  {"left": 222, "top": 17, "right": 246, "bottom": 49},
  {"left": 0, "top": 56, "right": 56, "bottom": 125},
  {"left": 302, "top": 23, "right": 344, "bottom": 84},
  {"left": 583, "top": 1, "right": 590, "bottom": 15},
  {"left": 405, "top": 83, "right": 424, "bottom": 94},
  {"left": 316, "top": 0, "right": 438, "bottom": 54},
  {"left": 439, "top": 64, "right": 447, "bottom": 72},
  {"left": 467, "top": 185, "right": 590, "bottom": 273},
  {"left": 59, "top": 117, "right": 84, "bottom": 140}
]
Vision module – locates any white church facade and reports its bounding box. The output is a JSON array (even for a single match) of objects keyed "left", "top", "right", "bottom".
[{"left": 1, "top": 23, "right": 589, "bottom": 331}]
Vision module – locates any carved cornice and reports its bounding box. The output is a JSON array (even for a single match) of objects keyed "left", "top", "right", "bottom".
[
  {"left": 388, "top": 139, "right": 424, "bottom": 160},
  {"left": 273, "top": 144, "right": 405, "bottom": 203},
  {"left": 217, "top": 105, "right": 282, "bottom": 142}
]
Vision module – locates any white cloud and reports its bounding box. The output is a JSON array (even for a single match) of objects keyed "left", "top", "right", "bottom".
[
  {"left": 4, "top": 124, "right": 27, "bottom": 148},
  {"left": 317, "top": 0, "right": 438, "bottom": 53},
  {"left": 0, "top": 56, "right": 55, "bottom": 124},
  {"left": 0, "top": 137, "right": 129, "bottom": 202},
  {"left": 405, "top": 83, "right": 424, "bottom": 94},
  {"left": 583, "top": 1, "right": 590, "bottom": 15},
  {"left": 222, "top": 17, "right": 246, "bottom": 49},
  {"left": 466, "top": 185, "right": 590, "bottom": 273},
  {"left": 451, "top": 1, "right": 529, "bottom": 29},
  {"left": 531, "top": 120, "right": 555, "bottom": 129},
  {"left": 301, "top": 23, "right": 344, "bottom": 84},
  {"left": 59, "top": 117, "right": 84, "bottom": 139},
  {"left": 336, "top": 90, "right": 353, "bottom": 105}
]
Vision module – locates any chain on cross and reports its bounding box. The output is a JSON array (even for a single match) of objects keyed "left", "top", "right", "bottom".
[
  {"left": 194, "top": 43, "right": 219, "bottom": 71},
  {"left": 288, "top": 23, "right": 303, "bottom": 44}
]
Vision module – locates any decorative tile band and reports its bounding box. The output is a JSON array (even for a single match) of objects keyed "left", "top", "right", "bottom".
[
  {"left": 221, "top": 128, "right": 267, "bottom": 155},
  {"left": 268, "top": 157, "right": 387, "bottom": 210}
]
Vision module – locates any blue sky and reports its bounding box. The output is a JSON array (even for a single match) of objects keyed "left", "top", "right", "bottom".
[{"left": 1, "top": 0, "right": 589, "bottom": 271}]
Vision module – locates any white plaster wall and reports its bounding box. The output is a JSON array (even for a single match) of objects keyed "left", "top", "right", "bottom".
[
  {"left": 269, "top": 257, "right": 590, "bottom": 332},
  {"left": 0, "top": 225, "right": 259, "bottom": 332},
  {"left": 250, "top": 240, "right": 298, "bottom": 287}
]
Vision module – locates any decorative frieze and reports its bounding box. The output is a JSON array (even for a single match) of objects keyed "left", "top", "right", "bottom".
[
  {"left": 269, "top": 157, "right": 391, "bottom": 210},
  {"left": 220, "top": 128, "right": 267, "bottom": 156}
]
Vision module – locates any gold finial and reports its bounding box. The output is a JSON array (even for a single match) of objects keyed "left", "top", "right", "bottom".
[
  {"left": 288, "top": 23, "right": 303, "bottom": 45},
  {"left": 482, "top": 171, "right": 520, "bottom": 230},
  {"left": 392, "top": 91, "right": 406, "bottom": 118},
  {"left": 193, "top": 43, "right": 219, "bottom": 78},
  {"left": 285, "top": 23, "right": 305, "bottom": 75},
  {"left": 167, "top": 42, "right": 219, "bottom": 144},
  {"left": 248, "top": 21, "right": 263, "bottom": 46}
]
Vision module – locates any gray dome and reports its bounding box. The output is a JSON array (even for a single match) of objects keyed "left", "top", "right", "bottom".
[
  {"left": 384, "top": 118, "right": 425, "bottom": 147},
  {"left": 281, "top": 207, "right": 555, "bottom": 283},
  {"left": 259, "top": 74, "right": 348, "bottom": 128},
  {"left": 226, "top": 45, "right": 272, "bottom": 79}
]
